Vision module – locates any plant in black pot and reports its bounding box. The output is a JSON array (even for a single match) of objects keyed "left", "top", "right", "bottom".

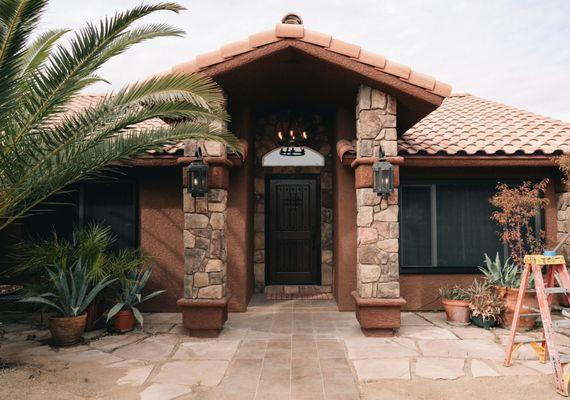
[
  {"left": 468, "top": 280, "right": 504, "bottom": 329},
  {"left": 106, "top": 265, "right": 165, "bottom": 333},
  {"left": 19, "top": 260, "right": 115, "bottom": 346}
]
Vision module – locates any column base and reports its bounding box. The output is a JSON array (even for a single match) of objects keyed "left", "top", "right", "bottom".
[
  {"left": 177, "top": 294, "right": 231, "bottom": 335},
  {"left": 351, "top": 291, "right": 406, "bottom": 336}
]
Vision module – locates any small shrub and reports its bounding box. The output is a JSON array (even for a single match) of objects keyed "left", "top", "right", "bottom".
[
  {"left": 490, "top": 180, "right": 549, "bottom": 266},
  {"left": 468, "top": 280, "right": 504, "bottom": 321},
  {"left": 439, "top": 285, "right": 470, "bottom": 301}
]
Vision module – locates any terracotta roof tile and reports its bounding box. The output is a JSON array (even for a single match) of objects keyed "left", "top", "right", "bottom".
[
  {"left": 220, "top": 40, "right": 252, "bottom": 58},
  {"left": 382, "top": 60, "right": 411, "bottom": 79},
  {"left": 195, "top": 50, "right": 224, "bottom": 69},
  {"left": 404, "top": 71, "right": 436, "bottom": 91},
  {"left": 174, "top": 16, "right": 451, "bottom": 98},
  {"left": 301, "top": 29, "right": 332, "bottom": 47},
  {"left": 399, "top": 94, "right": 570, "bottom": 156},
  {"left": 275, "top": 23, "right": 304, "bottom": 38},
  {"left": 356, "top": 50, "right": 387, "bottom": 69},
  {"left": 327, "top": 38, "right": 361, "bottom": 58},
  {"left": 248, "top": 29, "right": 280, "bottom": 48}
]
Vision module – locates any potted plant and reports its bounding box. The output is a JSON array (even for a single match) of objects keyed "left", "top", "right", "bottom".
[
  {"left": 479, "top": 252, "right": 538, "bottom": 330},
  {"left": 468, "top": 280, "right": 504, "bottom": 329},
  {"left": 19, "top": 260, "right": 115, "bottom": 346},
  {"left": 107, "top": 265, "right": 165, "bottom": 333},
  {"left": 439, "top": 285, "right": 471, "bottom": 326}
]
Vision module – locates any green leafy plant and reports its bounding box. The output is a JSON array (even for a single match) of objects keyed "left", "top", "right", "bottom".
[
  {"left": 19, "top": 259, "right": 115, "bottom": 317},
  {"left": 439, "top": 285, "right": 470, "bottom": 301},
  {"left": 106, "top": 266, "right": 164, "bottom": 327},
  {"left": 468, "top": 280, "right": 504, "bottom": 321},
  {"left": 14, "top": 224, "right": 138, "bottom": 296},
  {"left": 0, "top": 0, "right": 238, "bottom": 233}
]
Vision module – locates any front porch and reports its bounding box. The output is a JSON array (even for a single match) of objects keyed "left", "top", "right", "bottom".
[{"left": 1, "top": 295, "right": 566, "bottom": 399}]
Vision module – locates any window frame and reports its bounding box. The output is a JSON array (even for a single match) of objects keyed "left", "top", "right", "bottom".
[{"left": 399, "top": 179, "right": 543, "bottom": 275}]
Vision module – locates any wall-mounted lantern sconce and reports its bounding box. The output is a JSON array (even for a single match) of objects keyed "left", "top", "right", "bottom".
[
  {"left": 187, "top": 147, "right": 209, "bottom": 197},
  {"left": 372, "top": 151, "right": 394, "bottom": 197}
]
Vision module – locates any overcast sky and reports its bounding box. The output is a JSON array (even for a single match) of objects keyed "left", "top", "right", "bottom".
[{"left": 40, "top": 0, "right": 570, "bottom": 120}]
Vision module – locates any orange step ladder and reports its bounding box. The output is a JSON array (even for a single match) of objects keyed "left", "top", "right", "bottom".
[{"left": 504, "top": 254, "right": 570, "bottom": 396}]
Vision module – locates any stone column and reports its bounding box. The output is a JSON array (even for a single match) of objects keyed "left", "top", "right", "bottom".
[
  {"left": 177, "top": 139, "right": 232, "bottom": 333},
  {"left": 351, "top": 85, "right": 405, "bottom": 334},
  {"left": 557, "top": 181, "right": 570, "bottom": 262}
]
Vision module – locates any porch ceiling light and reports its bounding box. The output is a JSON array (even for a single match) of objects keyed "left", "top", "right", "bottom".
[
  {"left": 373, "top": 152, "right": 394, "bottom": 197},
  {"left": 275, "top": 111, "right": 309, "bottom": 157},
  {"left": 187, "top": 147, "right": 209, "bottom": 197}
]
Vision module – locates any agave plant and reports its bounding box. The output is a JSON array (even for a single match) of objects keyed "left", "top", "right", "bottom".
[
  {"left": 479, "top": 253, "right": 520, "bottom": 288},
  {"left": 19, "top": 259, "right": 115, "bottom": 317},
  {"left": 0, "top": 0, "right": 238, "bottom": 232},
  {"left": 106, "top": 266, "right": 164, "bottom": 327}
]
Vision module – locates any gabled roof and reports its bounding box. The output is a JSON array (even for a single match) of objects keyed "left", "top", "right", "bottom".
[
  {"left": 399, "top": 93, "right": 570, "bottom": 156},
  {"left": 171, "top": 17, "right": 452, "bottom": 99}
]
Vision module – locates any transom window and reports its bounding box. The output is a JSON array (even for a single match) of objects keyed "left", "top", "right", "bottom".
[{"left": 399, "top": 181, "right": 542, "bottom": 273}]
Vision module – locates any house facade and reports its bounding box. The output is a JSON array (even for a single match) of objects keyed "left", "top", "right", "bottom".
[{"left": 14, "top": 14, "right": 570, "bottom": 335}]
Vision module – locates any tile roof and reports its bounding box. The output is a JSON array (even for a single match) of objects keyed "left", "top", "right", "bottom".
[
  {"left": 399, "top": 93, "right": 570, "bottom": 156},
  {"left": 171, "top": 19, "right": 452, "bottom": 98}
]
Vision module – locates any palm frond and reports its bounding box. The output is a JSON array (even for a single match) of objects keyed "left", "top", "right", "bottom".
[{"left": 20, "top": 28, "right": 68, "bottom": 74}]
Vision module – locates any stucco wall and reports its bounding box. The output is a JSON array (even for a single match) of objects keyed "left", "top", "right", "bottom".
[{"left": 137, "top": 167, "right": 184, "bottom": 312}]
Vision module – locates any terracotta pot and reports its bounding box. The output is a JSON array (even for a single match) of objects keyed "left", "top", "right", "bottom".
[
  {"left": 441, "top": 298, "right": 471, "bottom": 326},
  {"left": 501, "top": 288, "right": 539, "bottom": 330},
  {"left": 113, "top": 309, "right": 135, "bottom": 333},
  {"left": 49, "top": 314, "right": 87, "bottom": 346}
]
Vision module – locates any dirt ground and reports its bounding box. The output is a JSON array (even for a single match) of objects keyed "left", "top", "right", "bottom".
[
  {"left": 0, "top": 361, "right": 142, "bottom": 400},
  {"left": 361, "top": 375, "right": 561, "bottom": 400},
  {"left": 0, "top": 361, "right": 562, "bottom": 400}
]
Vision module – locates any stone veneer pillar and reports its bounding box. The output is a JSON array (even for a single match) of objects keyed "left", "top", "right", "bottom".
[
  {"left": 177, "top": 139, "right": 232, "bottom": 333},
  {"left": 351, "top": 85, "right": 406, "bottom": 334},
  {"left": 557, "top": 181, "right": 570, "bottom": 262}
]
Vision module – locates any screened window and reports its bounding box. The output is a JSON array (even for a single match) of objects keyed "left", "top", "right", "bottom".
[
  {"left": 25, "top": 180, "right": 138, "bottom": 249},
  {"left": 400, "top": 181, "right": 542, "bottom": 272}
]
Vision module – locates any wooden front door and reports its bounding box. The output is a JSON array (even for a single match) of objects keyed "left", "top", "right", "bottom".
[{"left": 266, "top": 175, "right": 321, "bottom": 285}]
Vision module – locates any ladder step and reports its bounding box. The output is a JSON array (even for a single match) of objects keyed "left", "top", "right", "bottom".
[
  {"left": 559, "top": 354, "right": 570, "bottom": 363},
  {"left": 515, "top": 337, "right": 545, "bottom": 344},
  {"left": 544, "top": 288, "right": 570, "bottom": 294},
  {"left": 519, "top": 313, "right": 541, "bottom": 318},
  {"left": 523, "top": 306, "right": 541, "bottom": 313},
  {"left": 553, "top": 320, "right": 570, "bottom": 329}
]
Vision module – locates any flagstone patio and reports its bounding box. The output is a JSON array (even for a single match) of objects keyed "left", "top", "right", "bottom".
[{"left": 1, "top": 295, "right": 569, "bottom": 399}]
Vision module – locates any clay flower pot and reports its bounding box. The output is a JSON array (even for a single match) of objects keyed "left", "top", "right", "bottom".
[
  {"left": 501, "top": 288, "right": 539, "bottom": 330},
  {"left": 114, "top": 309, "right": 135, "bottom": 333},
  {"left": 49, "top": 313, "right": 87, "bottom": 346},
  {"left": 441, "top": 298, "right": 471, "bottom": 326}
]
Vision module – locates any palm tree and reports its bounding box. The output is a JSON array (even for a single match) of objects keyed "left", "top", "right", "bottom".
[{"left": 0, "top": 0, "right": 237, "bottom": 232}]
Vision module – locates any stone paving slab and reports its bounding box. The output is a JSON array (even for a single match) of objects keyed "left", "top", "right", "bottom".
[
  {"left": 470, "top": 359, "right": 501, "bottom": 377},
  {"left": 139, "top": 383, "right": 192, "bottom": 400},
  {"left": 398, "top": 325, "right": 459, "bottom": 340},
  {"left": 152, "top": 360, "right": 230, "bottom": 386},
  {"left": 90, "top": 333, "right": 148, "bottom": 352},
  {"left": 418, "top": 339, "right": 505, "bottom": 359},
  {"left": 55, "top": 349, "right": 123, "bottom": 365},
  {"left": 173, "top": 340, "right": 240, "bottom": 360},
  {"left": 345, "top": 338, "right": 419, "bottom": 359},
  {"left": 113, "top": 334, "right": 177, "bottom": 362},
  {"left": 415, "top": 358, "right": 465, "bottom": 380},
  {"left": 353, "top": 358, "right": 411, "bottom": 381},
  {"left": 116, "top": 364, "right": 154, "bottom": 386}
]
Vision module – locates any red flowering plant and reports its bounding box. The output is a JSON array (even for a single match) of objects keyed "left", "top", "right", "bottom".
[{"left": 490, "top": 179, "right": 549, "bottom": 267}]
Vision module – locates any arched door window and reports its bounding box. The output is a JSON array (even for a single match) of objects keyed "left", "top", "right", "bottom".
[{"left": 261, "top": 147, "right": 324, "bottom": 167}]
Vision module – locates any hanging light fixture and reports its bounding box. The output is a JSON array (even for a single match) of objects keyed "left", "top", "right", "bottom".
[
  {"left": 372, "top": 151, "right": 394, "bottom": 197},
  {"left": 187, "top": 147, "right": 209, "bottom": 197},
  {"left": 275, "top": 111, "right": 309, "bottom": 156}
]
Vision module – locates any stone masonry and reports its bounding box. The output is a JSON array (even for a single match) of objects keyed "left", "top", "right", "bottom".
[
  {"left": 182, "top": 140, "right": 228, "bottom": 300},
  {"left": 355, "top": 85, "right": 400, "bottom": 299},
  {"left": 557, "top": 183, "right": 570, "bottom": 262}
]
